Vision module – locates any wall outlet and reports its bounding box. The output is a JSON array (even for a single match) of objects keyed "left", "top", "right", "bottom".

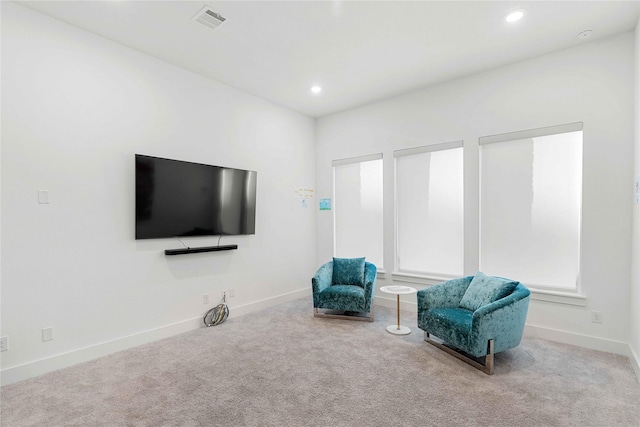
[
  {"left": 203, "top": 293, "right": 210, "bottom": 305},
  {"left": 37, "top": 190, "right": 50, "bottom": 204},
  {"left": 42, "top": 327, "right": 54, "bottom": 342},
  {"left": 591, "top": 311, "right": 603, "bottom": 324},
  {"left": 229, "top": 288, "right": 235, "bottom": 298},
  {"left": 0, "top": 336, "right": 8, "bottom": 352}
]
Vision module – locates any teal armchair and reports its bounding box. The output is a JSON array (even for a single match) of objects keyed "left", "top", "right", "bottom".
[
  {"left": 417, "top": 272, "right": 530, "bottom": 374},
  {"left": 312, "top": 258, "right": 377, "bottom": 322}
]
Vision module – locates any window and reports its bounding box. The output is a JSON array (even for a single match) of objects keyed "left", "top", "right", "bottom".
[
  {"left": 479, "top": 123, "right": 583, "bottom": 291},
  {"left": 333, "top": 154, "right": 384, "bottom": 268},
  {"left": 394, "top": 141, "right": 464, "bottom": 278}
]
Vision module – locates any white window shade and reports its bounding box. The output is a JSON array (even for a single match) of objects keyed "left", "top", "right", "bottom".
[
  {"left": 394, "top": 142, "right": 463, "bottom": 277},
  {"left": 333, "top": 155, "right": 383, "bottom": 268},
  {"left": 480, "top": 124, "right": 582, "bottom": 290}
]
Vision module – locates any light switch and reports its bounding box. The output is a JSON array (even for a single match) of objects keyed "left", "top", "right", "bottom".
[{"left": 37, "top": 190, "right": 50, "bottom": 204}]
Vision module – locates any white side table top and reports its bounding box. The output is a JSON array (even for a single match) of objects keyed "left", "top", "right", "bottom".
[{"left": 380, "top": 285, "right": 417, "bottom": 295}]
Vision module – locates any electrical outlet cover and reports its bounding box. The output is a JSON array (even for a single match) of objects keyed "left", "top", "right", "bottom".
[{"left": 42, "top": 327, "right": 54, "bottom": 341}]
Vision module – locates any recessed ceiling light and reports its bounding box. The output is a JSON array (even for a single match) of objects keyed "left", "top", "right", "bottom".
[
  {"left": 310, "top": 86, "right": 322, "bottom": 94},
  {"left": 505, "top": 8, "right": 526, "bottom": 23}
]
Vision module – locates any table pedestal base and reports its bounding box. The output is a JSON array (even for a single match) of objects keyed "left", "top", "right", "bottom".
[{"left": 386, "top": 325, "right": 411, "bottom": 335}]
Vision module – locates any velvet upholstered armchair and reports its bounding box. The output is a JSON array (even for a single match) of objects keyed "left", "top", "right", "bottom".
[
  {"left": 417, "top": 272, "right": 530, "bottom": 374},
  {"left": 312, "top": 257, "right": 377, "bottom": 321}
]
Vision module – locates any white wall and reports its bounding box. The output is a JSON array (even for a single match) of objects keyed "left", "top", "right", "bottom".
[
  {"left": 631, "top": 17, "right": 640, "bottom": 378},
  {"left": 1, "top": 3, "right": 316, "bottom": 384},
  {"left": 316, "top": 32, "right": 635, "bottom": 354}
]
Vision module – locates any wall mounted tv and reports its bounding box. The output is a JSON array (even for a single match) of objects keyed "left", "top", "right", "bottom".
[{"left": 135, "top": 154, "right": 257, "bottom": 240}]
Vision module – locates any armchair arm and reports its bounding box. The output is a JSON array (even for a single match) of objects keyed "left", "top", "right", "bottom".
[
  {"left": 312, "top": 262, "right": 333, "bottom": 307},
  {"left": 417, "top": 276, "right": 473, "bottom": 311},
  {"left": 363, "top": 262, "right": 377, "bottom": 311},
  {"left": 468, "top": 284, "right": 531, "bottom": 356}
]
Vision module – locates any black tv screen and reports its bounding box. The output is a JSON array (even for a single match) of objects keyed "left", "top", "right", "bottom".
[{"left": 135, "top": 154, "right": 257, "bottom": 239}]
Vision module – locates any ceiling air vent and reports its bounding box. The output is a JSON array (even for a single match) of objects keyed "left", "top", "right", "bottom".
[{"left": 192, "top": 6, "right": 226, "bottom": 30}]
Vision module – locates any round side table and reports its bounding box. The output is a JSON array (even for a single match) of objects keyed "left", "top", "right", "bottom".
[{"left": 380, "top": 285, "right": 417, "bottom": 335}]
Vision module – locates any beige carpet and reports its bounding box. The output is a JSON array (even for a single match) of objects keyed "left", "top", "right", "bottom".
[{"left": 1, "top": 297, "right": 639, "bottom": 426}]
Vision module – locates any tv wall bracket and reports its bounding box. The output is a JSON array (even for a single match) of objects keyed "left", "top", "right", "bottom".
[{"left": 164, "top": 245, "right": 238, "bottom": 256}]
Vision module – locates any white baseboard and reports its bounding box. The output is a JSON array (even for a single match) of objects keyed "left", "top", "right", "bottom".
[
  {"left": 629, "top": 345, "right": 640, "bottom": 383},
  {"left": 1, "top": 288, "right": 309, "bottom": 386},
  {"left": 524, "top": 324, "right": 629, "bottom": 355},
  {"left": 3, "top": 290, "right": 636, "bottom": 386},
  {"left": 525, "top": 324, "right": 639, "bottom": 383},
  {"left": 228, "top": 288, "right": 309, "bottom": 318}
]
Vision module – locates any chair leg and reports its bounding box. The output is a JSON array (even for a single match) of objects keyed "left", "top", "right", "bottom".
[
  {"left": 314, "top": 306, "right": 374, "bottom": 322},
  {"left": 485, "top": 339, "right": 495, "bottom": 375},
  {"left": 424, "top": 332, "right": 495, "bottom": 375}
]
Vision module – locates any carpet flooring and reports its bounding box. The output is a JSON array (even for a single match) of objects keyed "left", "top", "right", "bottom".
[{"left": 1, "top": 297, "right": 639, "bottom": 426}]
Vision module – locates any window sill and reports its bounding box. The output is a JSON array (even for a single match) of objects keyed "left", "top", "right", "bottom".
[
  {"left": 390, "top": 272, "right": 454, "bottom": 287},
  {"left": 529, "top": 288, "right": 587, "bottom": 307}
]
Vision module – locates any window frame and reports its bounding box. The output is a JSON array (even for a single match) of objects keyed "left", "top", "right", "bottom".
[
  {"left": 478, "top": 122, "right": 583, "bottom": 293},
  {"left": 393, "top": 140, "right": 464, "bottom": 281},
  {"left": 332, "top": 153, "right": 384, "bottom": 270}
]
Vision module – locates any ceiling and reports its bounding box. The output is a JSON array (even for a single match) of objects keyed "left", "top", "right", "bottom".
[{"left": 15, "top": 1, "right": 640, "bottom": 118}]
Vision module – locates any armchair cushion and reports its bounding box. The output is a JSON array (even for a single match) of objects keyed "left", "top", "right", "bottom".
[
  {"left": 332, "top": 257, "right": 366, "bottom": 287},
  {"left": 459, "top": 271, "right": 517, "bottom": 312},
  {"left": 422, "top": 307, "right": 473, "bottom": 351},
  {"left": 315, "top": 285, "right": 366, "bottom": 312}
]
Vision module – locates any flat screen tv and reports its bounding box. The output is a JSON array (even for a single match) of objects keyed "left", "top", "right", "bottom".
[{"left": 135, "top": 154, "right": 257, "bottom": 240}]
